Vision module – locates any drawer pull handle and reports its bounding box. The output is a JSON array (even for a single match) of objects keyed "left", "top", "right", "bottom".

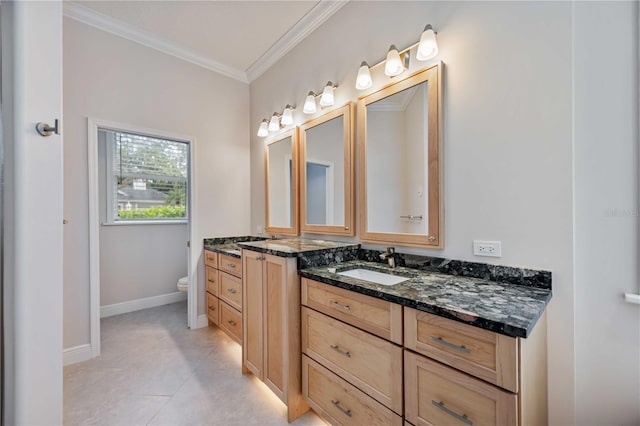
[
  {"left": 227, "top": 320, "right": 237, "bottom": 327},
  {"left": 227, "top": 263, "right": 236, "bottom": 269},
  {"left": 208, "top": 305, "right": 216, "bottom": 310},
  {"left": 431, "top": 336, "right": 471, "bottom": 354},
  {"left": 207, "top": 278, "right": 215, "bottom": 283},
  {"left": 432, "top": 401, "right": 472, "bottom": 425},
  {"left": 227, "top": 288, "right": 237, "bottom": 294},
  {"left": 330, "top": 300, "right": 350, "bottom": 311},
  {"left": 330, "top": 344, "right": 351, "bottom": 358},
  {"left": 331, "top": 399, "right": 352, "bottom": 417}
]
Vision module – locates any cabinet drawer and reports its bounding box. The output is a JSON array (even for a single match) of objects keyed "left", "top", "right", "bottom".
[
  {"left": 204, "top": 250, "right": 218, "bottom": 268},
  {"left": 302, "top": 278, "right": 403, "bottom": 344},
  {"left": 206, "top": 293, "right": 219, "bottom": 326},
  {"left": 404, "top": 351, "right": 517, "bottom": 426},
  {"left": 219, "top": 254, "right": 242, "bottom": 278},
  {"left": 404, "top": 307, "right": 518, "bottom": 393},
  {"left": 302, "top": 307, "right": 403, "bottom": 414},
  {"left": 219, "top": 272, "right": 242, "bottom": 311},
  {"left": 205, "top": 266, "right": 218, "bottom": 296},
  {"left": 219, "top": 301, "right": 242, "bottom": 344},
  {"left": 302, "top": 355, "right": 402, "bottom": 426}
]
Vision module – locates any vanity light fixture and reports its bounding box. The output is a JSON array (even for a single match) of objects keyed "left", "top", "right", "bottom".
[
  {"left": 281, "top": 105, "right": 295, "bottom": 126},
  {"left": 355, "top": 24, "right": 439, "bottom": 90},
  {"left": 268, "top": 113, "right": 281, "bottom": 132},
  {"left": 355, "top": 61, "right": 373, "bottom": 90},
  {"left": 384, "top": 45, "right": 405, "bottom": 77},
  {"left": 416, "top": 24, "right": 438, "bottom": 61},
  {"left": 257, "top": 119, "right": 269, "bottom": 137},
  {"left": 303, "top": 91, "right": 317, "bottom": 114},
  {"left": 319, "top": 81, "right": 337, "bottom": 107}
]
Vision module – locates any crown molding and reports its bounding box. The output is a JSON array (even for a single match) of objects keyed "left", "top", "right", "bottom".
[
  {"left": 246, "top": 0, "right": 349, "bottom": 83},
  {"left": 63, "top": 2, "right": 249, "bottom": 83}
]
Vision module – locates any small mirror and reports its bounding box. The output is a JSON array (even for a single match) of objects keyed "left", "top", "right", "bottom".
[
  {"left": 300, "top": 103, "right": 354, "bottom": 235},
  {"left": 358, "top": 62, "right": 443, "bottom": 247},
  {"left": 265, "top": 128, "right": 299, "bottom": 235}
]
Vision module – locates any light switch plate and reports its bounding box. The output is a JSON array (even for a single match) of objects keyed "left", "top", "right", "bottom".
[
  {"left": 256, "top": 225, "right": 263, "bottom": 234},
  {"left": 473, "top": 240, "right": 502, "bottom": 257}
]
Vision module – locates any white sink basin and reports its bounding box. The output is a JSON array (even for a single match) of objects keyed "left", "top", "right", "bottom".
[{"left": 337, "top": 268, "right": 409, "bottom": 286}]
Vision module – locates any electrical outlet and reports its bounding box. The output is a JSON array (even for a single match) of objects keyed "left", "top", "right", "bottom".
[
  {"left": 473, "top": 240, "right": 502, "bottom": 257},
  {"left": 256, "top": 225, "right": 263, "bottom": 235}
]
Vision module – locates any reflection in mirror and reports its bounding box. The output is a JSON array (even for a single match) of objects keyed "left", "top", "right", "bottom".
[
  {"left": 358, "top": 62, "right": 442, "bottom": 247},
  {"left": 367, "top": 83, "right": 428, "bottom": 234},
  {"left": 265, "top": 129, "right": 299, "bottom": 235},
  {"left": 300, "top": 103, "right": 354, "bottom": 236}
]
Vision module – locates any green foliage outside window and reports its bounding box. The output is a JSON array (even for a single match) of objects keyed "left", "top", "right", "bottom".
[{"left": 118, "top": 205, "right": 186, "bottom": 220}]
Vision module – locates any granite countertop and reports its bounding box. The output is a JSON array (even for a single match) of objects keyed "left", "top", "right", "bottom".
[
  {"left": 238, "top": 238, "right": 360, "bottom": 258},
  {"left": 203, "top": 236, "right": 265, "bottom": 259},
  {"left": 300, "top": 260, "right": 552, "bottom": 338}
]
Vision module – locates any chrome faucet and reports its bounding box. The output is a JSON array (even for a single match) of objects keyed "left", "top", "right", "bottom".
[{"left": 379, "top": 247, "right": 397, "bottom": 268}]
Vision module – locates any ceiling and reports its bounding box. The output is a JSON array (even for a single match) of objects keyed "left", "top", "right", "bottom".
[{"left": 67, "top": 1, "right": 347, "bottom": 83}]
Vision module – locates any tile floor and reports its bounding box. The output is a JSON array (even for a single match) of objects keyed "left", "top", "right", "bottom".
[{"left": 64, "top": 302, "right": 325, "bottom": 425}]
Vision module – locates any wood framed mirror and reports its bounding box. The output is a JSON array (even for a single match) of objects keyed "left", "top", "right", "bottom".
[
  {"left": 300, "top": 103, "right": 355, "bottom": 236},
  {"left": 265, "top": 128, "right": 299, "bottom": 236},
  {"left": 357, "top": 62, "right": 443, "bottom": 248}
]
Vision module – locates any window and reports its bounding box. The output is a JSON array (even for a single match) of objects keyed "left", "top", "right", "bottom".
[{"left": 101, "top": 128, "right": 189, "bottom": 223}]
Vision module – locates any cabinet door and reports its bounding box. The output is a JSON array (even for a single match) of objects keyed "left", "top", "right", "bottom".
[
  {"left": 242, "top": 250, "right": 263, "bottom": 378},
  {"left": 263, "top": 254, "right": 287, "bottom": 401}
]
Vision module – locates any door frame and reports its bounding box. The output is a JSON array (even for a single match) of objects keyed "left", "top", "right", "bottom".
[{"left": 87, "top": 118, "right": 197, "bottom": 358}]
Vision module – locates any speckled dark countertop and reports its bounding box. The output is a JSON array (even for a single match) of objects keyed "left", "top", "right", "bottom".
[
  {"left": 238, "top": 238, "right": 360, "bottom": 258},
  {"left": 203, "top": 236, "right": 265, "bottom": 258},
  {"left": 300, "top": 260, "right": 551, "bottom": 338}
]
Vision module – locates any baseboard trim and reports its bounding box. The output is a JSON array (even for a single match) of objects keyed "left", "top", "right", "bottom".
[
  {"left": 194, "top": 314, "right": 209, "bottom": 329},
  {"left": 100, "top": 291, "right": 187, "bottom": 318},
  {"left": 63, "top": 344, "right": 93, "bottom": 366}
]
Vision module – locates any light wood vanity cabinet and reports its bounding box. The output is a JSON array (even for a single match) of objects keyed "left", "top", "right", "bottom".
[
  {"left": 404, "top": 307, "right": 548, "bottom": 426},
  {"left": 301, "top": 279, "right": 404, "bottom": 423},
  {"left": 301, "top": 279, "right": 548, "bottom": 426},
  {"left": 242, "top": 249, "right": 308, "bottom": 423},
  {"left": 204, "top": 249, "right": 243, "bottom": 344}
]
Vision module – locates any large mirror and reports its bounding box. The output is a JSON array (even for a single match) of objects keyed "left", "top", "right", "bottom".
[
  {"left": 265, "top": 128, "right": 299, "bottom": 235},
  {"left": 300, "top": 103, "right": 355, "bottom": 236},
  {"left": 357, "top": 62, "right": 443, "bottom": 247}
]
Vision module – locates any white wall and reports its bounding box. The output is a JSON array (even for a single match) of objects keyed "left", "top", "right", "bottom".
[
  {"left": 250, "top": 2, "right": 575, "bottom": 423},
  {"left": 3, "top": 1, "right": 64, "bottom": 423},
  {"left": 573, "top": 2, "right": 640, "bottom": 424},
  {"left": 63, "top": 18, "right": 251, "bottom": 349},
  {"left": 97, "top": 133, "right": 188, "bottom": 306}
]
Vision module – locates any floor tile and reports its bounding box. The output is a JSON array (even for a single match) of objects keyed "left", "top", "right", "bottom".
[{"left": 64, "top": 302, "right": 325, "bottom": 426}]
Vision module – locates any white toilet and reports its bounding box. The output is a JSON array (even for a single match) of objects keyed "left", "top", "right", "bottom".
[{"left": 177, "top": 276, "right": 188, "bottom": 293}]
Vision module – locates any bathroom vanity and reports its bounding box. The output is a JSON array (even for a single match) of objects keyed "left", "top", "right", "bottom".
[
  {"left": 203, "top": 236, "right": 266, "bottom": 343},
  {"left": 299, "top": 260, "right": 551, "bottom": 426},
  {"left": 204, "top": 58, "right": 553, "bottom": 426}
]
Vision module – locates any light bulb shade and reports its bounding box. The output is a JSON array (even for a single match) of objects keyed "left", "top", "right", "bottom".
[
  {"left": 257, "top": 119, "right": 269, "bottom": 137},
  {"left": 355, "top": 61, "right": 372, "bottom": 90},
  {"left": 281, "top": 106, "right": 294, "bottom": 126},
  {"left": 417, "top": 25, "right": 438, "bottom": 61},
  {"left": 319, "top": 82, "right": 335, "bottom": 107},
  {"left": 268, "top": 114, "right": 280, "bottom": 132},
  {"left": 303, "top": 92, "right": 317, "bottom": 114},
  {"left": 384, "top": 45, "right": 404, "bottom": 77}
]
